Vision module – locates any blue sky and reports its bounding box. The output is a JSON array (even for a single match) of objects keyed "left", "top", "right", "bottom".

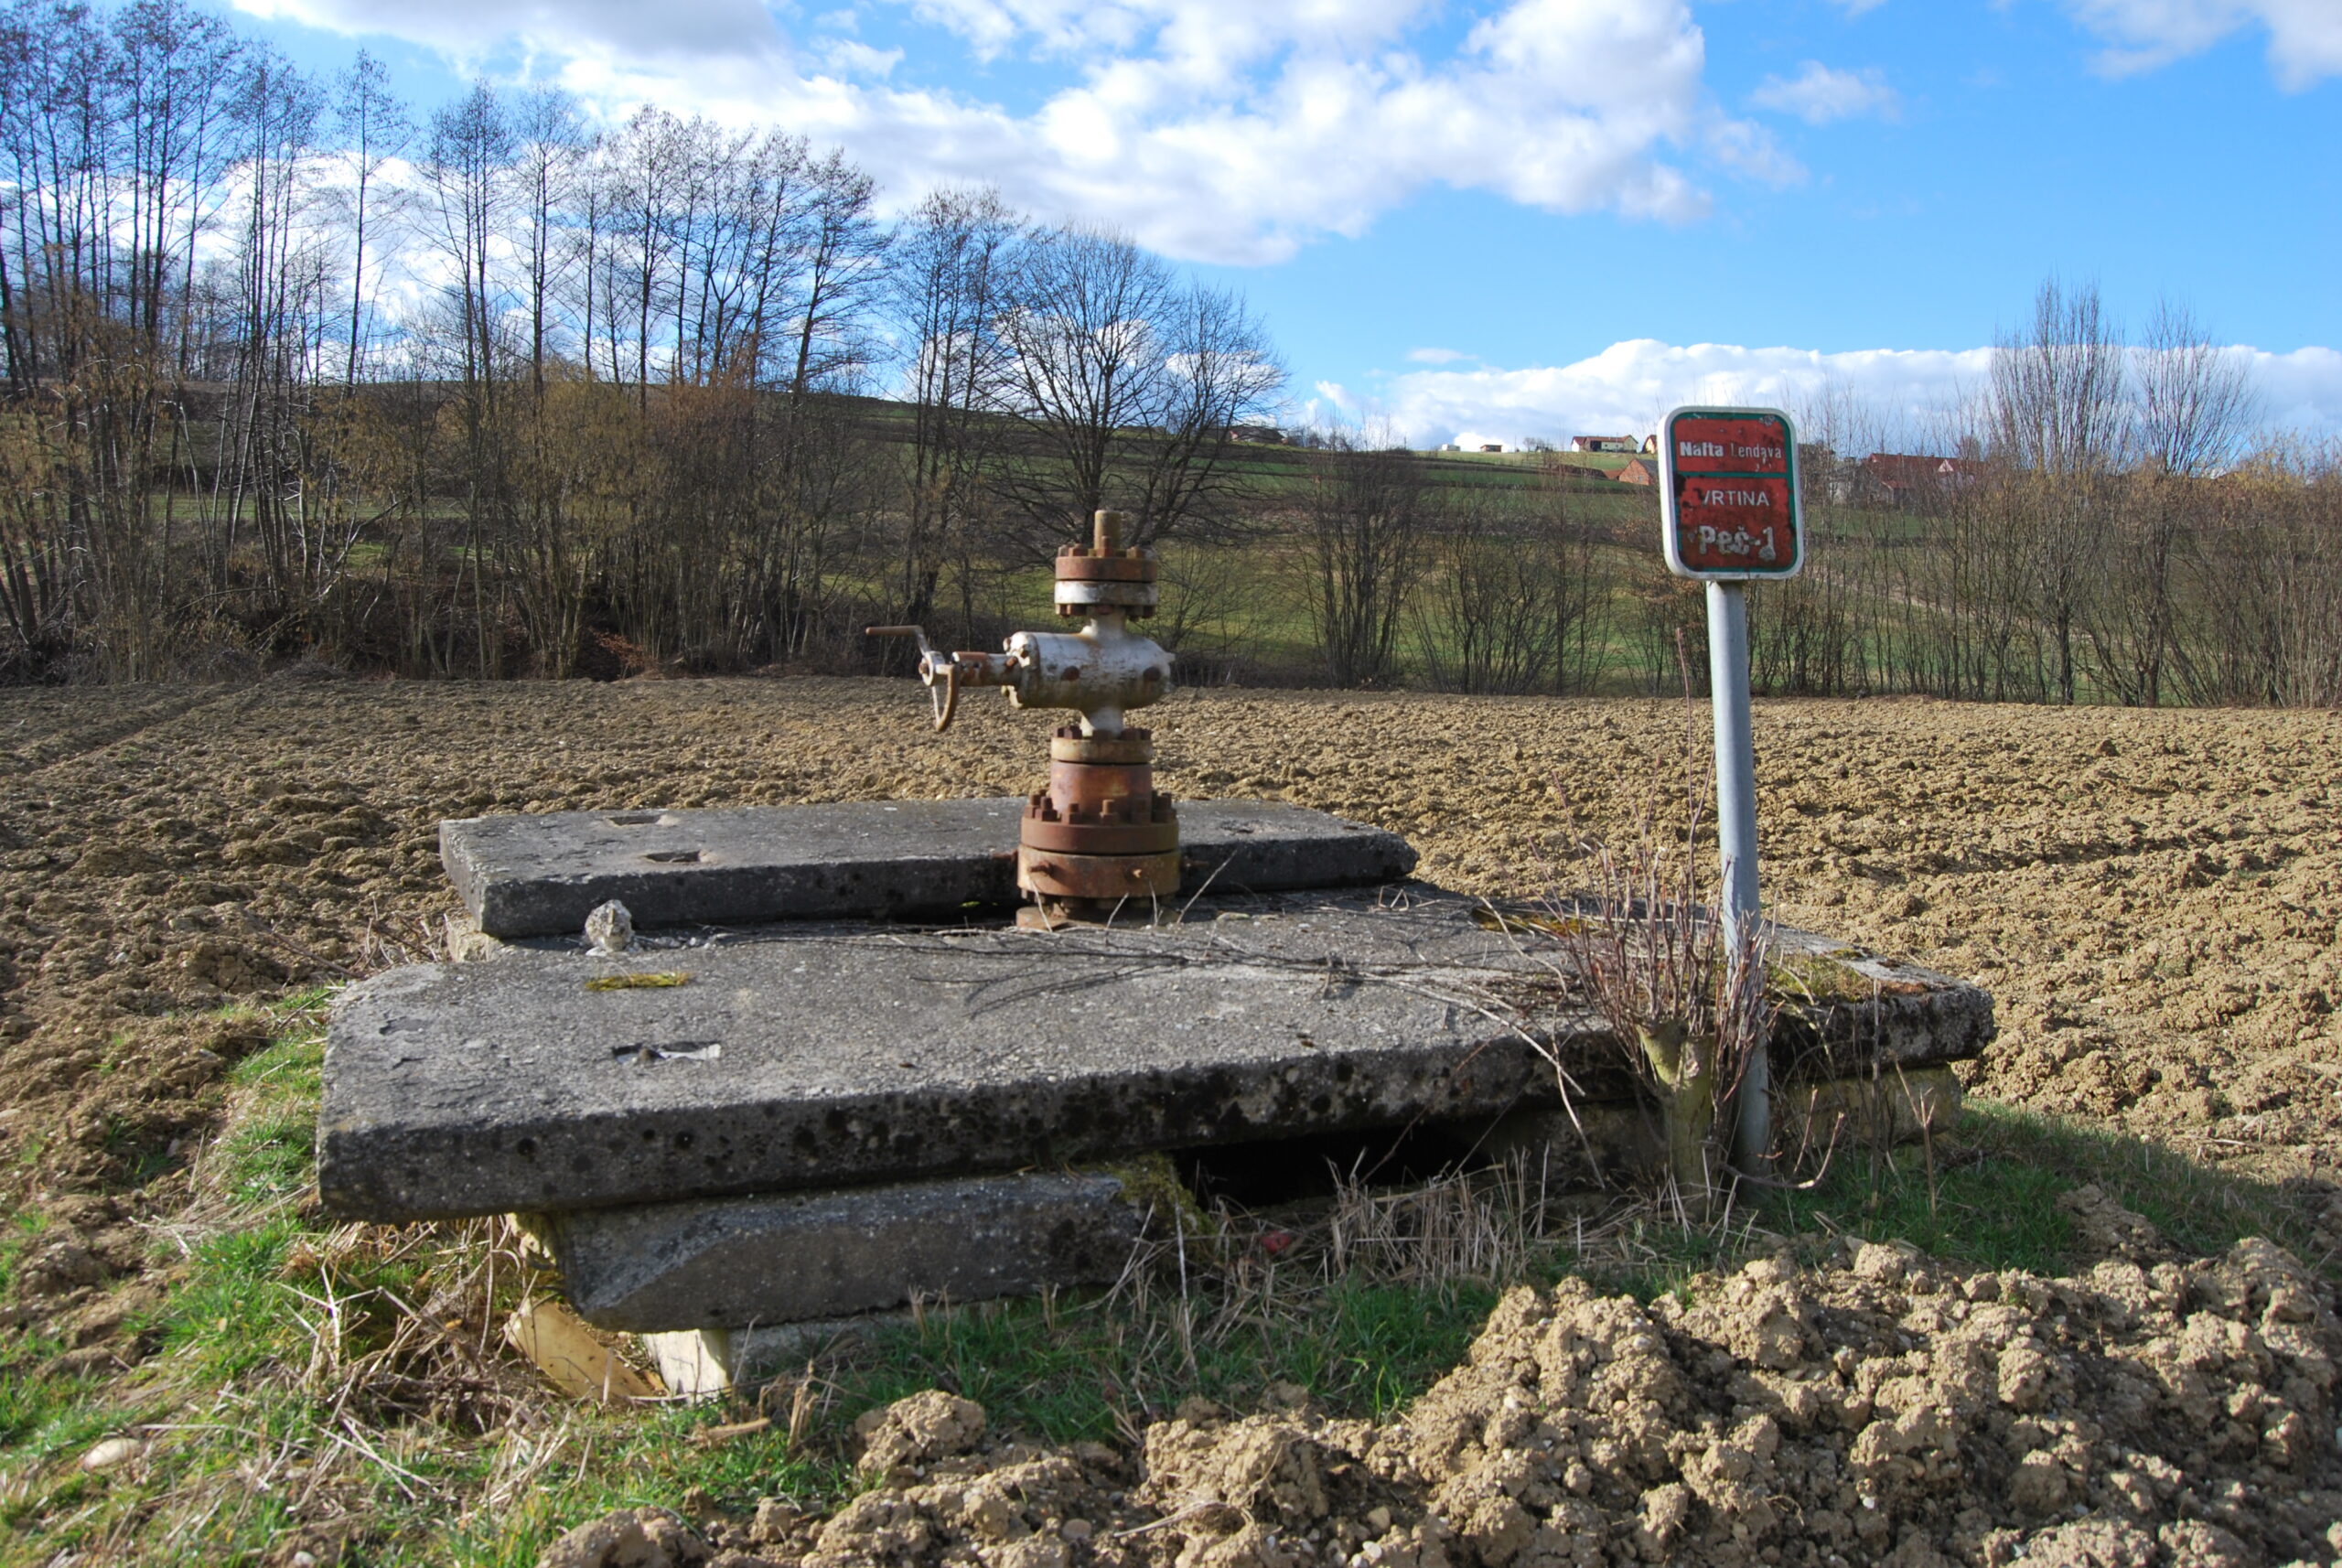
[{"left": 231, "top": 0, "right": 2341, "bottom": 446}]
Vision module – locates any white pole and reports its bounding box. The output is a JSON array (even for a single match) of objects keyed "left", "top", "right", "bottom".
[{"left": 1705, "top": 581, "right": 1769, "bottom": 1171}]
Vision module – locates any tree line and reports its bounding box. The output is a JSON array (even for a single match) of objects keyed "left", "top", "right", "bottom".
[
  {"left": 0, "top": 0, "right": 1282, "bottom": 681},
  {"left": 1285, "top": 283, "right": 2342, "bottom": 711},
  {"left": 1724, "top": 283, "right": 2342, "bottom": 708},
  {"left": 1322, "top": 281, "right": 2342, "bottom": 711},
  {"left": 0, "top": 1, "right": 2330, "bottom": 707}
]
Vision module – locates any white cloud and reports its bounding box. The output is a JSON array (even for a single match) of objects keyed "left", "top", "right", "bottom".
[
  {"left": 232, "top": 0, "right": 1781, "bottom": 264},
  {"left": 1366, "top": 339, "right": 1990, "bottom": 448},
  {"left": 820, "top": 39, "right": 907, "bottom": 79},
  {"left": 2251, "top": 346, "right": 2342, "bottom": 434},
  {"left": 1407, "top": 347, "right": 1474, "bottom": 364},
  {"left": 2057, "top": 0, "right": 2342, "bottom": 88},
  {"left": 234, "top": 0, "right": 786, "bottom": 60},
  {"left": 1348, "top": 338, "right": 2342, "bottom": 450},
  {"left": 1748, "top": 61, "right": 1899, "bottom": 124},
  {"left": 1703, "top": 115, "right": 1804, "bottom": 184}
]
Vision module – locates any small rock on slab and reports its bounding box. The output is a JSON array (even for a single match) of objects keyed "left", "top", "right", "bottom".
[
  {"left": 545, "top": 1171, "right": 1144, "bottom": 1334},
  {"left": 442, "top": 797, "right": 1418, "bottom": 937}
]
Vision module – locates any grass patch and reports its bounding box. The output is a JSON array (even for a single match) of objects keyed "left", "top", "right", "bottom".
[
  {"left": 833, "top": 1274, "right": 1499, "bottom": 1451},
  {"left": 1771, "top": 1095, "right": 2334, "bottom": 1278},
  {"left": 0, "top": 1013, "right": 1504, "bottom": 1565}
]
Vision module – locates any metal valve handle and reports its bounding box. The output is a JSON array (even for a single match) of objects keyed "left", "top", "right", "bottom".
[{"left": 865, "top": 626, "right": 959, "bottom": 732}]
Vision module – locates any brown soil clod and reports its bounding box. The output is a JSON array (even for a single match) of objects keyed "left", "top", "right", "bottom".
[{"left": 544, "top": 1229, "right": 2342, "bottom": 1565}]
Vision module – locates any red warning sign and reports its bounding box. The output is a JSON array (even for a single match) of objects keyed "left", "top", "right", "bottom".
[{"left": 1660, "top": 408, "right": 1804, "bottom": 579}]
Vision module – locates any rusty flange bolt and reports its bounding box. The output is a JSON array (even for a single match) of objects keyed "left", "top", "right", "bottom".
[{"left": 1052, "top": 535, "right": 1159, "bottom": 619}]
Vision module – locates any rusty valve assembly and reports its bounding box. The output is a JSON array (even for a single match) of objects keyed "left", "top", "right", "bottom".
[{"left": 867, "top": 510, "right": 1177, "bottom": 925}]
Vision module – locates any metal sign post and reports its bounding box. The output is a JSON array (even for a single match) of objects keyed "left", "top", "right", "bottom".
[{"left": 1657, "top": 406, "right": 1804, "bottom": 1175}]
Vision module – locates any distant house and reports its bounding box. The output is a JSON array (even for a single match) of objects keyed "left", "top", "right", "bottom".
[
  {"left": 1853, "top": 453, "right": 1984, "bottom": 507},
  {"left": 1617, "top": 457, "right": 1659, "bottom": 486},
  {"left": 1572, "top": 435, "right": 1639, "bottom": 454},
  {"left": 1641, "top": 435, "right": 1659, "bottom": 454},
  {"left": 1479, "top": 444, "right": 1504, "bottom": 453},
  {"left": 1227, "top": 424, "right": 1288, "bottom": 446}
]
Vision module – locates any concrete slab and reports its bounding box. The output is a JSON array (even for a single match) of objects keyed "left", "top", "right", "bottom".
[
  {"left": 323, "top": 893, "right": 1566, "bottom": 1221},
  {"left": 443, "top": 798, "right": 1418, "bottom": 938},
  {"left": 545, "top": 1171, "right": 1143, "bottom": 1334},
  {"left": 320, "top": 893, "right": 1992, "bottom": 1223}
]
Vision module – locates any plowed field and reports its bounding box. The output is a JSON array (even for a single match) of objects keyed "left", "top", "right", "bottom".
[{"left": 3, "top": 675, "right": 2335, "bottom": 1204}]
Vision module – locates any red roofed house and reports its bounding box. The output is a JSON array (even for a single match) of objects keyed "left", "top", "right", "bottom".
[{"left": 1855, "top": 453, "right": 1984, "bottom": 506}]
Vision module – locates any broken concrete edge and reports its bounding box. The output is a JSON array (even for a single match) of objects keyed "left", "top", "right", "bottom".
[
  {"left": 443, "top": 797, "right": 1421, "bottom": 938},
  {"left": 445, "top": 912, "right": 509, "bottom": 963}
]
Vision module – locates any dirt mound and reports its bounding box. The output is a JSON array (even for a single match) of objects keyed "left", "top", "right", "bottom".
[{"left": 543, "top": 1217, "right": 2342, "bottom": 1568}]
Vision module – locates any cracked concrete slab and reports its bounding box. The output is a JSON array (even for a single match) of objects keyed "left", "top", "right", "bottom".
[{"left": 320, "top": 893, "right": 1992, "bottom": 1223}]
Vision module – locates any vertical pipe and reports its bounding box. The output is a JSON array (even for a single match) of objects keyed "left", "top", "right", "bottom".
[{"left": 1706, "top": 581, "right": 1769, "bottom": 1171}]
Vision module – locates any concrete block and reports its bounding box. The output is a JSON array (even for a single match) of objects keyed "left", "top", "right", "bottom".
[
  {"left": 441, "top": 797, "right": 1418, "bottom": 937},
  {"left": 1465, "top": 1100, "right": 1660, "bottom": 1187},
  {"left": 640, "top": 1328, "right": 733, "bottom": 1401},
  {"left": 548, "top": 1170, "right": 1143, "bottom": 1334},
  {"left": 1778, "top": 1064, "right": 1963, "bottom": 1157},
  {"left": 321, "top": 894, "right": 1572, "bottom": 1222},
  {"left": 1463, "top": 1064, "right": 1967, "bottom": 1185},
  {"left": 321, "top": 893, "right": 1993, "bottom": 1224}
]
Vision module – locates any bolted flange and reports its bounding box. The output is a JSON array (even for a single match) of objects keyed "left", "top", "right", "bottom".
[{"left": 1017, "top": 717, "right": 1179, "bottom": 912}]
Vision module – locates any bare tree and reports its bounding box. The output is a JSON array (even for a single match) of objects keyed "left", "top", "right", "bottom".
[
  {"left": 784, "top": 147, "right": 885, "bottom": 400},
  {"left": 596, "top": 105, "right": 679, "bottom": 400},
  {"left": 509, "top": 84, "right": 583, "bottom": 393},
  {"left": 1989, "top": 278, "right": 2128, "bottom": 703},
  {"left": 2088, "top": 302, "right": 2258, "bottom": 704},
  {"left": 1412, "top": 481, "right": 1604, "bottom": 695},
  {"left": 333, "top": 48, "right": 408, "bottom": 385},
  {"left": 215, "top": 45, "right": 335, "bottom": 629},
  {"left": 1299, "top": 434, "right": 1425, "bottom": 688},
  {"left": 993, "top": 224, "right": 1281, "bottom": 552},
  {"left": 889, "top": 184, "right": 1017, "bottom": 637}
]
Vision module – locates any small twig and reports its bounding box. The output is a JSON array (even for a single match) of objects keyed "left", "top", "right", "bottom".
[
  {"left": 690, "top": 1416, "right": 770, "bottom": 1447},
  {"left": 1112, "top": 1500, "right": 1229, "bottom": 1541}
]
